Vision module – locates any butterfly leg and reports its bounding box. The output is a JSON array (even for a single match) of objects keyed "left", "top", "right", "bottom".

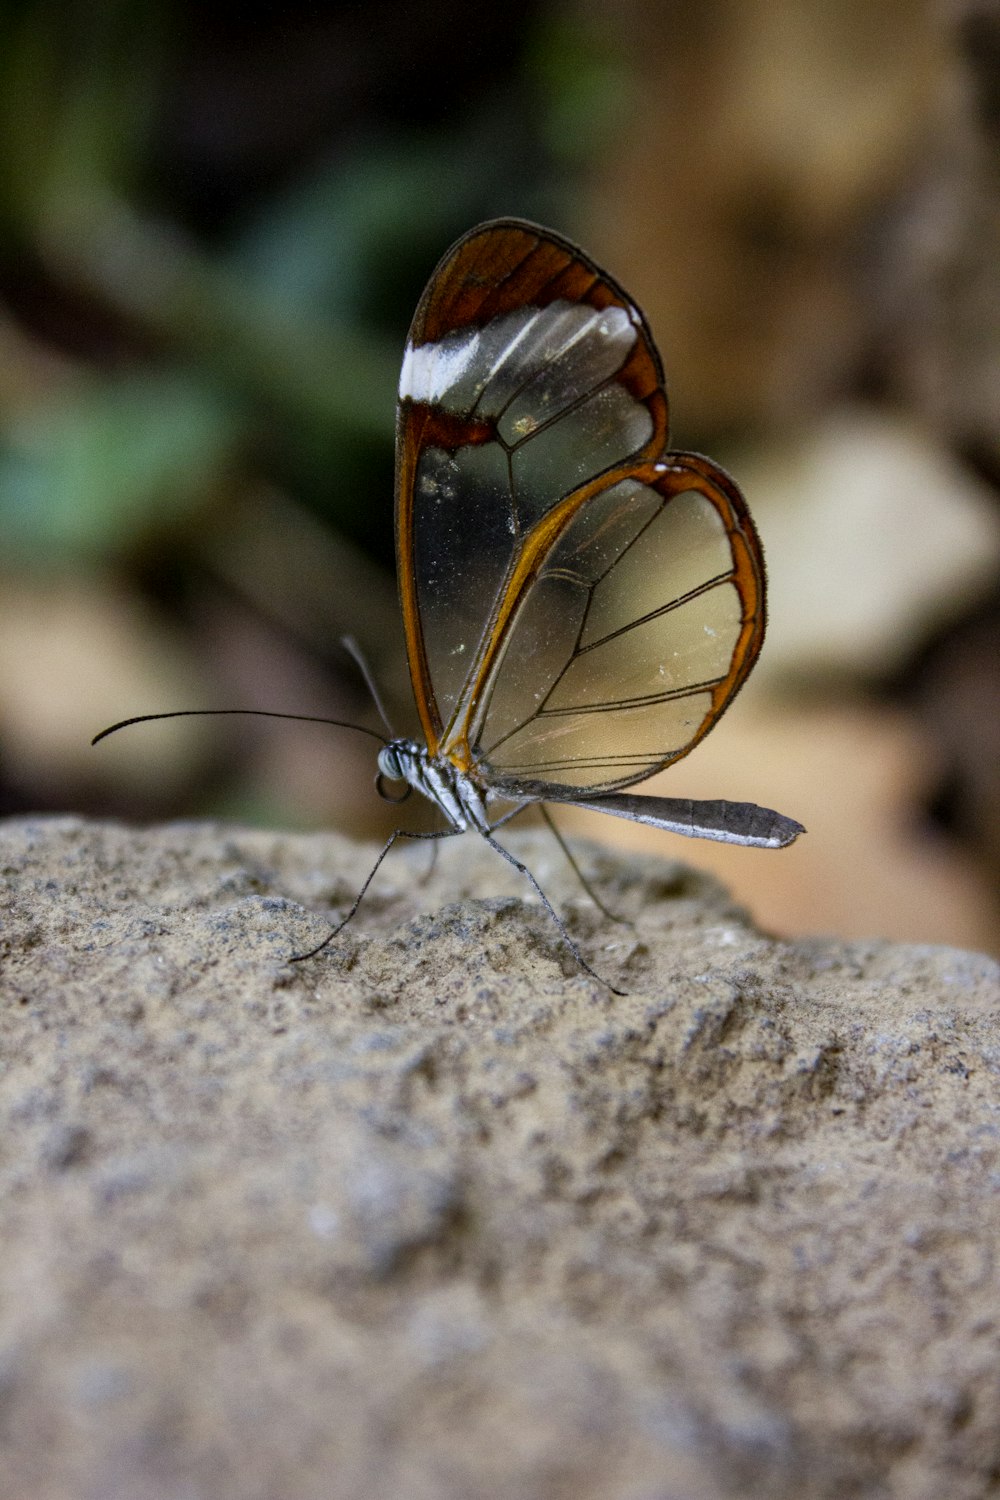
[
  {"left": 480, "top": 830, "right": 626, "bottom": 997},
  {"left": 290, "top": 826, "right": 460, "bottom": 962},
  {"left": 537, "top": 804, "right": 629, "bottom": 925},
  {"left": 487, "top": 802, "right": 628, "bottom": 924},
  {"left": 420, "top": 835, "right": 440, "bottom": 885},
  {"left": 486, "top": 802, "right": 530, "bottom": 833}
]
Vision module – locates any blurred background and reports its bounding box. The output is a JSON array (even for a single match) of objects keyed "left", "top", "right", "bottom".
[{"left": 1, "top": 0, "right": 997, "bottom": 954}]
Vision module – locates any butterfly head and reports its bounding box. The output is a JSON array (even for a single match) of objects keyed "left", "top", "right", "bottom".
[{"left": 375, "top": 739, "right": 421, "bottom": 805}]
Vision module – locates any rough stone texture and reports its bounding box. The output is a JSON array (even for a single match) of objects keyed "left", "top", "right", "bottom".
[{"left": 1, "top": 814, "right": 998, "bottom": 1500}]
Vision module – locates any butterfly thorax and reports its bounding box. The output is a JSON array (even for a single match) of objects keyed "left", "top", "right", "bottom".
[{"left": 377, "top": 739, "right": 491, "bottom": 833}]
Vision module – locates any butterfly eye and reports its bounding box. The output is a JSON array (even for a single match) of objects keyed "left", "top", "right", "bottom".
[
  {"left": 375, "top": 745, "right": 412, "bottom": 804},
  {"left": 377, "top": 745, "right": 404, "bottom": 780}
]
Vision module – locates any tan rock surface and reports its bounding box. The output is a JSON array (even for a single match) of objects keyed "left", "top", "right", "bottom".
[{"left": 1, "top": 815, "right": 998, "bottom": 1499}]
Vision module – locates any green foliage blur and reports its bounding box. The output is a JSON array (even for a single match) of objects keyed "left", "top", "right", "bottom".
[{"left": 0, "top": 0, "right": 628, "bottom": 820}]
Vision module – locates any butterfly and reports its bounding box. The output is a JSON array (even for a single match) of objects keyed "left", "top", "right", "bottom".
[{"left": 95, "top": 219, "right": 803, "bottom": 991}]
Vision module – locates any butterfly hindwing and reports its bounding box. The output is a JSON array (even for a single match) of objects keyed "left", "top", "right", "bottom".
[{"left": 471, "top": 454, "right": 764, "bottom": 794}]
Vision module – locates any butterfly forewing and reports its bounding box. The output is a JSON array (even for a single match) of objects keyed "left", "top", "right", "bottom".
[
  {"left": 395, "top": 220, "right": 668, "bottom": 754},
  {"left": 395, "top": 219, "right": 764, "bottom": 798}
]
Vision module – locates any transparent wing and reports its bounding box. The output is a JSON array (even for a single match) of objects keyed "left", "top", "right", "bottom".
[
  {"left": 465, "top": 453, "right": 765, "bottom": 795},
  {"left": 395, "top": 219, "right": 668, "bottom": 754}
]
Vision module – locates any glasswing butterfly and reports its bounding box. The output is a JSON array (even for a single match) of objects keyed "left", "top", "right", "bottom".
[{"left": 95, "top": 219, "right": 803, "bottom": 992}]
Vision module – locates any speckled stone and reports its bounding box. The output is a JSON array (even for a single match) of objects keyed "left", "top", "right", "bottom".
[{"left": 1, "top": 815, "right": 998, "bottom": 1499}]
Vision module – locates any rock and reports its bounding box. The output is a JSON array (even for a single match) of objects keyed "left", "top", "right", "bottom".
[
  {"left": 733, "top": 408, "right": 1000, "bottom": 683},
  {"left": 0, "top": 814, "right": 998, "bottom": 1499}
]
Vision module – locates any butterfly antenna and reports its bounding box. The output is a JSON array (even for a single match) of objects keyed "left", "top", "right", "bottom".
[
  {"left": 340, "top": 636, "right": 396, "bottom": 739},
  {"left": 91, "top": 708, "right": 389, "bottom": 747}
]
